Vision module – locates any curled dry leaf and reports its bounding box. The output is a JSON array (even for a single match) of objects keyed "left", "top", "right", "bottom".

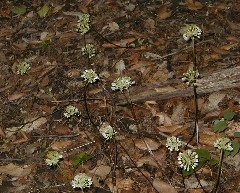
[
  {"left": 153, "top": 178, "right": 177, "bottom": 193},
  {"left": 183, "top": 0, "right": 203, "bottom": 11},
  {"left": 157, "top": 5, "right": 172, "bottom": 20},
  {"left": 117, "top": 178, "right": 134, "bottom": 190},
  {"left": 135, "top": 138, "right": 160, "bottom": 151}
]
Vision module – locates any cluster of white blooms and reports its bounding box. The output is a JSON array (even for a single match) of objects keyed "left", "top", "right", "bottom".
[
  {"left": 178, "top": 149, "right": 199, "bottom": 171},
  {"left": 81, "top": 43, "right": 96, "bottom": 58},
  {"left": 214, "top": 137, "right": 233, "bottom": 151},
  {"left": 63, "top": 105, "right": 80, "bottom": 118},
  {"left": 181, "top": 24, "right": 202, "bottom": 41},
  {"left": 16, "top": 61, "right": 31, "bottom": 75},
  {"left": 182, "top": 69, "right": 200, "bottom": 86},
  {"left": 77, "top": 13, "right": 90, "bottom": 35},
  {"left": 166, "top": 136, "right": 182, "bottom": 152},
  {"left": 81, "top": 69, "right": 99, "bottom": 84},
  {"left": 99, "top": 122, "right": 117, "bottom": 140},
  {"left": 71, "top": 173, "right": 93, "bottom": 190},
  {"left": 45, "top": 151, "right": 63, "bottom": 166},
  {"left": 111, "top": 76, "right": 135, "bottom": 92}
]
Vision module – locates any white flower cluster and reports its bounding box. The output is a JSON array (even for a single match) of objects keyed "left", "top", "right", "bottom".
[
  {"left": 71, "top": 173, "right": 92, "bottom": 189},
  {"left": 214, "top": 137, "right": 233, "bottom": 151},
  {"left": 182, "top": 69, "right": 200, "bottom": 86},
  {"left": 77, "top": 13, "right": 90, "bottom": 35},
  {"left": 181, "top": 24, "right": 202, "bottom": 41},
  {"left": 111, "top": 76, "right": 135, "bottom": 92},
  {"left": 45, "top": 151, "right": 63, "bottom": 166},
  {"left": 166, "top": 136, "right": 182, "bottom": 152},
  {"left": 17, "top": 61, "right": 31, "bottom": 75},
  {"left": 82, "top": 43, "right": 96, "bottom": 58},
  {"left": 81, "top": 69, "right": 99, "bottom": 84},
  {"left": 63, "top": 105, "right": 80, "bottom": 118},
  {"left": 99, "top": 122, "right": 117, "bottom": 140},
  {"left": 178, "top": 149, "right": 199, "bottom": 171}
]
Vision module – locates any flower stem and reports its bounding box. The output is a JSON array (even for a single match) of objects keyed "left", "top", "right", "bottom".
[{"left": 212, "top": 149, "right": 224, "bottom": 193}]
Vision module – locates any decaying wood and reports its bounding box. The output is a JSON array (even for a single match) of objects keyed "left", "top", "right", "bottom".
[{"left": 118, "top": 65, "right": 240, "bottom": 105}]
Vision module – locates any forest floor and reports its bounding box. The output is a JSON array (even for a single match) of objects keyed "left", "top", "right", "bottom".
[{"left": 0, "top": 0, "right": 240, "bottom": 193}]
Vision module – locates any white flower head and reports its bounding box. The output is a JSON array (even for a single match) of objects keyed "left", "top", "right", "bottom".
[
  {"left": 81, "top": 69, "right": 99, "bottom": 84},
  {"left": 182, "top": 69, "right": 200, "bottom": 86},
  {"left": 63, "top": 105, "right": 80, "bottom": 118},
  {"left": 17, "top": 61, "right": 31, "bottom": 75},
  {"left": 166, "top": 136, "right": 182, "bottom": 152},
  {"left": 71, "top": 173, "right": 92, "bottom": 189},
  {"left": 77, "top": 13, "right": 90, "bottom": 35},
  {"left": 180, "top": 24, "right": 202, "bottom": 41},
  {"left": 178, "top": 149, "right": 199, "bottom": 171},
  {"left": 81, "top": 43, "right": 96, "bottom": 58},
  {"left": 111, "top": 76, "right": 135, "bottom": 92},
  {"left": 99, "top": 122, "right": 117, "bottom": 140},
  {"left": 45, "top": 151, "right": 63, "bottom": 166},
  {"left": 214, "top": 137, "right": 233, "bottom": 151}
]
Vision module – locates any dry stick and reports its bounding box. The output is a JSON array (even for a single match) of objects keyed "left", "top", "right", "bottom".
[
  {"left": 211, "top": 149, "right": 224, "bottom": 193},
  {"left": 92, "top": 27, "right": 136, "bottom": 49},
  {"left": 118, "top": 142, "right": 159, "bottom": 193}
]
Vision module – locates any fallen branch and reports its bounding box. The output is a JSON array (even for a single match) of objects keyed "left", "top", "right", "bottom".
[{"left": 117, "top": 65, "right": 240, "bottom": 105}]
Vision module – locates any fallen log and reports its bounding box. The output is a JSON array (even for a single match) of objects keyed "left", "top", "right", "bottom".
[{"left": 117, "top": 65, "right": 240, "bottom": 105}]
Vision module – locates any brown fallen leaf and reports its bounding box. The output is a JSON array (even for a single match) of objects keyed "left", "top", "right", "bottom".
[
  {"left": 8, "top": 92, "right": 26, "bottom": 101},
  {"left": 157, "top": 5, "right": 172, "bottom": 19},
  {"left": 153, "top": 178, "right": 177, "bottom": 193},
  {"left": 89, "top": 165, "right": 111, "bottom": 180},
  {"left": 51, "top": 140, "right": 73, "bottom": 150},
  {"left": 117, "top": 178, "right": 134, "bottom": 190},
  {"left": 135, "top": 138, "right": 160, "bottom": 151},
  {"left": 184, "top": 0, "right": 203, "bottom": 11},
  {"left": 0, "top": 163, "right": 32, "bottom": 177},
  {"left": 228, "top": 20, "right": 240, "bottom": 31}
]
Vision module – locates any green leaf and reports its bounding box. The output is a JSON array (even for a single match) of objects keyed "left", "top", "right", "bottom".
[
  {"left": 214, "top": 120, "right": 228, "bottom": 132},
  {"left": 11, "top": 5, "right": 27, "bottom": 15},
  {"left": 38, "top": 4, "right": 50, "bottom": 18},
  {"left": 196, "top": 149, "right": 211, "bottom": 160},
  {"left": 224, "top": 109, "right": 235, "bottom": 121},
  {"left": 230, "top": 141, "right": 240, "bottom": 157},
  {"left": 208, "top": 158, "right": 218, "bottom": 166},
  {"left": 234, "top": 132, "right": 240, "bottom": 138},
  {"left": 70, "top": 152, "right": 91, "bottom": 170},
  {"left": 182, "top": 168, "right": 194, "bottom": 177}
]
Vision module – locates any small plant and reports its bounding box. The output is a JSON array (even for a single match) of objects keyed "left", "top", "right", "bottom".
[
  {"left": 63, "top": 105, "right": 80, "bottom": 118},
  {"left": 182, "top": 69, "right": 200, "bottom": 86},
  {"left": 81, "top": 43, "right": 96, "bottom": 58},
  {"left": 111, "top": 76, "right": 135, "bottom": 92},
  {"left": 99, "top": 122, "right": 117, "bottom": 140},
  {"left": 165, "top": 136, "right": 182, "bottom": 152},
  {"left": 71, "top": 173, "right": 92, "bottom": 190},
  {"left": 178, "top": 149, "right": 199, "bottom": 172},
  {"left": 45, "top": 151, "right": 63, "bottom": 166},
  {"left": 16, "top": 61, "right": 31, "bottom": 75},
  {"left": 81, "top": 69, "right": 99, "bottom": 84},
  {"left": 77, "top": 13, "right": 90, "bottom": 35},
  {"left": 214, "top": 109, "right": 236, "bottom": 132},
  {"left": 180, "top": 24, "right": 202, "bottom": 41}
]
